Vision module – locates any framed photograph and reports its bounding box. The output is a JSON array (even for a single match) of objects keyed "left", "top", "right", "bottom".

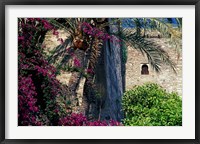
[{"left": 0, "top": 0, "right": 199, "bottom": 143}]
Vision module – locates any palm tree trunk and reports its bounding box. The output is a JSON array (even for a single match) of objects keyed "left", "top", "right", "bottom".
[
  {"left": 99, "top": 19, "right": 125, "bottom": 121},
  {"left": 82, "top": 19, "right": 125, "bottom": 121}
]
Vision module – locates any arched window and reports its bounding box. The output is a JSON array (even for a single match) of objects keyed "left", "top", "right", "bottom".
[{"left": 141, "top": 64, "right": 149, "bottom": 75}]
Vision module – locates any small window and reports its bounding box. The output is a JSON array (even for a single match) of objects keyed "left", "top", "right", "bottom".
[{"left": 141, "top": 64, "right": 149, "bottom": 75}]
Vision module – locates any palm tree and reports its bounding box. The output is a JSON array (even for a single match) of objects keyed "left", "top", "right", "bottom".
[{"left": 46, "top": 18, "right": 182, "bottom": 121}]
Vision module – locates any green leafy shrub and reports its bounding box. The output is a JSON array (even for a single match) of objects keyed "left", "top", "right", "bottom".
[{"left": 122, "top": 83, "right": 182, "bottom": 126}]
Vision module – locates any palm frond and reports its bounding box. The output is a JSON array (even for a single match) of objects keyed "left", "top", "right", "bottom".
[
  {"left": 47, "top": 37, "right": 72, "bottom": 64},
  {"left": 47, "top": 18, "right": 73, "bottom": 32},
  {"left": 120, "top": 31, "right": 177, "bottom": 73},
  {"left": 122, "top": 18, "right": 182, "bottom": 52},
  {"left": 151, "top": 18, "right": 181, "bottom": 37},
  {"left": 148, "top": 18, "right": 182, "bottom": 53}
]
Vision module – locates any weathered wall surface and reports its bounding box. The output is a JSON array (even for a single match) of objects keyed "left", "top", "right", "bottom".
[
  {"left": 126, "top": 38, "right": 182, "bottom": 96},
  {"left": 43, "top": 29, "right": 85, "bottom": 112}
]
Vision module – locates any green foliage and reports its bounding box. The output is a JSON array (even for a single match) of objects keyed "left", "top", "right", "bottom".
[{"left": 122, "top": 83, "right": 182, "bottom": 126}]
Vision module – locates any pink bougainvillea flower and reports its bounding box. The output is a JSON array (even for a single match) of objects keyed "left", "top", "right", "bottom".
[
  {"left": 28, "top": 101, "right": 33, "bottom": 107},
  {"left": 42, "top": 19, "right": 53, "bottom": 30},
  {"left": 18, "top": 36, "right": 25, "bottom": 40},
  {"left": 53, "top": 29, "right": 59, "bottom": 36},
  {"left": 33, "top": 106, "right": 39, "bottom": 112},
  {"left": 81, "top": 22, "right": 93, "bottom": 33},
  {"left": 86, "top": 68, "right": 94, "bottom": 74},
  {"left": 81, "top": 22, "right": 123, "bottom": 43},
  {"left": 74, "top": 57, "right": 81, "bottom": 67}
]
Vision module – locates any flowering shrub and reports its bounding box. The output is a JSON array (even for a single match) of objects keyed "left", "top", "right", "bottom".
[
  {"left": 18, "top": 18, "right": 123, "bottom": 126},
  {"left": 18, "top": 18, "right": 68, "bottom": 125},
  {"left": 81, "top": 22, "right": 121, "bottom": 43},
  {"left": 18, "top": 75, "right": 41, "bottom": 125},
  {"left": 58, "top": 113, "right": 122, "bottom": 126}
]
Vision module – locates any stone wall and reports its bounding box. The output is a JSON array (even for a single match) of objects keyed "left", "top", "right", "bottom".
[
  {"left": 126, "top": 38, "right": 182, "bottom": 96},
  {"left": 43, "top": 29, "right": 85, "bottom": 112}
]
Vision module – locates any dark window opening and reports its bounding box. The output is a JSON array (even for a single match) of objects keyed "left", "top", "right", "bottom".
[{"left": 141, "top": 64, "right": 149, "bottom": 75}]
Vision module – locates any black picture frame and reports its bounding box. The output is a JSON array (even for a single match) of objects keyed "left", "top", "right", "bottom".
[{"left": 0, "top": 0, "right": 199, "bottom": 144}]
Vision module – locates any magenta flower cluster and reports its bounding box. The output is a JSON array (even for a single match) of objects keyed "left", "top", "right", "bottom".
[
  {"left": 73, "top": 57, "right": 81, "bottom": 67},
  {"left": 18, "top": 18, "right": 66, "bottom": 125},
  {"left": 58, "top": 113, "right": 122, "bottom": 126},
  {"left": 42, "top": 19, "right": 54, "bottom": 30},
  {"left": 81, "top": 22, "right": 121, "bottom": 43},
  {"left": 18, "top": 18, "right": 122, "bottom": 126},
  {"left": 18, "top": 75, "right": 41, "bottom": 125},
  {"left": 86, "top": 68, "right": 94, "bottom": 74}
]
